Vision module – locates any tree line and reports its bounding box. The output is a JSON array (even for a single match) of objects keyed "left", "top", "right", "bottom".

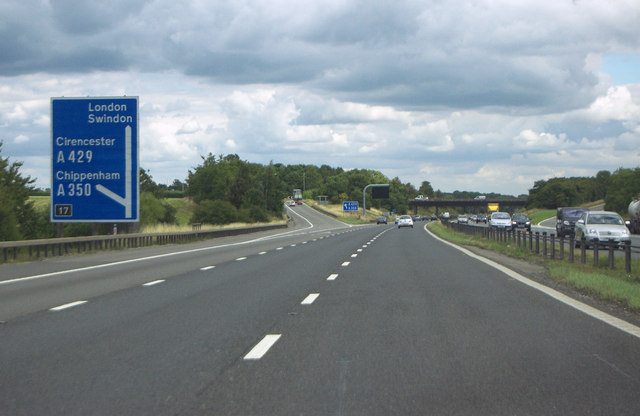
[
  {"left": 526, "top": 168, "right": 640, "bottom": 213},
  {"left": 2, "top": 142, "right": 640, "bottom": 241}
]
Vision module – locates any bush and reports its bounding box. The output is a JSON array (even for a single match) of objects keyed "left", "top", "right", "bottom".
[
  {"left": 140, "top": 192, "right": 177, "bottom": 225},
  {"left": 191, "top": 200, "right": 238, "bottom": 225},
  {"left": 237, "top": 206, "right": 269, "bottom": 223}
]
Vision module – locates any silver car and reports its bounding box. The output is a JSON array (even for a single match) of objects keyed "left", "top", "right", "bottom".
[
  {"left": 575, "top": 211, "right": 631, "bottom": 248},
  {"left": 397, "top": 215, "right": 414, "bottom": 228},
  {"left": 489, "top": 212, "right": 512, "bottom": 230}
]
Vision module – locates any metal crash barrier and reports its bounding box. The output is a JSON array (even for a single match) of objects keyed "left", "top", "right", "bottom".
[{"left": 442, "top": 221, "right": 633, "bottom": 274}]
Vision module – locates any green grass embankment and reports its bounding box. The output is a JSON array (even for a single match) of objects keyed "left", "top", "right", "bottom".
[{"left": 428, "top": 221, "right": 640, "bottom": 312}]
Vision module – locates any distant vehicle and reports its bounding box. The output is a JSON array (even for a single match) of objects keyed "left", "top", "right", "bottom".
[
  {"left": 511, "top": 213, "right": 531, "bottom": 232},
  {"left": 415, "top": 195, "right": 428, "bottom": 200},
  {"left": 628, "top": 198, "right": 640, "bottom": 234},
  {"left": 430, "top": 214, "right": 438, "bottom": 221},
  {"left": 376, "top": 216, "right": 387, "bottom": 224},
  {"left": 397, "top": 215, "right": 414, "bottom": 228},
  {"left": 285, "top": 200, "right": 296, "bottom": 207},
  {"left": 556, "top": 207, "right": 589, "bottom": 238},
  {"left": 442, "top": 212, "right": 450, "bottom": 219},
  {"left": 476, "top": 213, "right": 487, "bottom": 223},
  {"left": 474, "top": 195, "right": 486, "bottom": 200},
  {"left": 574, "top": 211, "right": 630, "bottom": 249},
  {"left": 292, "top": 189, "right": 303, "bottom": 205},
  {"left": 490, "top": 212, "right": 512, "bottom": 230},
  {"left": 412, "top": 215, "right": 421, "bottom": 222},
  {"left": 458, "top": 215, "right": 469, "bottom": 224}
]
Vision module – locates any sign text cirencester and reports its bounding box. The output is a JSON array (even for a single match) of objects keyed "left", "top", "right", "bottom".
[{"left": 51, "top": 96, "right": 139, "bottom": 222}]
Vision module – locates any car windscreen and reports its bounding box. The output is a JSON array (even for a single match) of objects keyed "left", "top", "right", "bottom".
[
  {"left": 493, "top": 213, "right": 510, "bottom": 219},
  {"left": 563, "top": 209, "right": 586, "bottom": 220},
  {"left": 587, "top": 214, "right": 623, "bottom": 225}
]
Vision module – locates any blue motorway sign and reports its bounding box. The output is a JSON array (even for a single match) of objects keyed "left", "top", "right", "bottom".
[
  {"left": 342, "top": 201, "right": 359, "bottom": 212},
  {"left": 51, "top": 97, "right": 139, "bottom": 222}
]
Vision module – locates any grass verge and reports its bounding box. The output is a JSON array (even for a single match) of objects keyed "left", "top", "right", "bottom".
[
  {"left": 428, "top": 221, "right": 640, "bottom": 312},
  {"left": 307, "top": 201, "right": 386, "bottom": 225}
]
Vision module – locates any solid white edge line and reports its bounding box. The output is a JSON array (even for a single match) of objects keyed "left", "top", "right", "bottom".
[
  {"left": 143, "top": 280, "right": 165, "bottom": 286},
  {"left": 0, "top": 208, "right": 322, "bottom": 287},
  {"left": 424, "top": 223, "right": 640, "bottom": 339},
  {"left": 50, "top": 300, "right": 87, "bottom": 312},
  {"left": 2, "top": 205, "right": 358, "bottom": 288},
  {"left": 235, "top": 257, "right": 247, "bottom": 261},
  {"left": 301, "top": 293, "right": 320, "bottom": 305},
  {"left": 327, "top": 273, "right": 339, "bottom": 281},
  {"left": 244, "top": 334, "right": 282, "bottom": 360},
  {"left": 200, "top": 266, "right": 215, "bottom": 271}
]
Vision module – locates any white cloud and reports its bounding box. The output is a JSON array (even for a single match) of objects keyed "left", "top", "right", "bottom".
[
  {"left": 514, "top": 130, "right": 566, "bottom": 149},
  {"left": 0, "top": 0, "right": 638, "bottom": 194},
  {"left": 585, "top": 86, "right": 640, "bottom": 122},
  {"left": 14, "top": 134, "right": 29, "bottom": 144}
]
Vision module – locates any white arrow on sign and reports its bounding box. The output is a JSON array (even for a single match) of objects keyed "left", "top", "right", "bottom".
[{"left": 96, "top": 125, "right": 133, "bottom": 218}]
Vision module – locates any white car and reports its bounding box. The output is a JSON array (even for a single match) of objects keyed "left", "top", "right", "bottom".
[
  {"left": 490, "top": 212, "right": 512, "bottom": 230},
  {"left": 397, "top": 215, "right": 414, "bottom": 228},
  {"left": 575, "top": 211, "right": 631, "bottom": 248}
]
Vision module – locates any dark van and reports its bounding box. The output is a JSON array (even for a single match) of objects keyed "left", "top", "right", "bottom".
[{"left": 556, "top": 207, "right": 589, "bottom": 238}]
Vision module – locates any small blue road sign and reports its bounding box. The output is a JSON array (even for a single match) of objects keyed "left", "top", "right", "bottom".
[
  {"left": 343, "top": 201, "right": 359, "bottom": 212},
  {"left": 51, "top": 97, "right": 139, "bottom": 222}
]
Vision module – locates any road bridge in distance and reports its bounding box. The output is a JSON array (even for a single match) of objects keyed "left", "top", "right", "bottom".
[{"left": 409, "top": 198, "right": 528, "bottom": 215}]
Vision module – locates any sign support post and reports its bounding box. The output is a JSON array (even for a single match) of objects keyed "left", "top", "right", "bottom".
[{"left": 362, "top": 184, "right": 389, "bottom": 218}]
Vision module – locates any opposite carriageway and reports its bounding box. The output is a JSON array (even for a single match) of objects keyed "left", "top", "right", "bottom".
[{"left": 409, "top": 198, "right": 528, "bottom": 215}]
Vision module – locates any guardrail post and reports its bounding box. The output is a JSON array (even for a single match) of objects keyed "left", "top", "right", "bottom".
[
  {"left": 558, "top": 236, "right": 564, "bottom": 260},
  {"left": 535, "top": 232, "right": 540, "bottom": 254},
  {"left": 529, "top": 231, "right": 533, "bottom": 251},
  {"left": 608, "top": 241, "right": 615, "bottom": 270},
  {"left": 580, "top": 237, "right": 587, "bottom": 264},
  {"left": 625, "top": 241, "right": 631, "bottom": 274},
  {"left": 542, "top": 232, "right": 547, "bottom": 258},
  {"left": 569, "top": 236, "right": 574, "bottom": 262},
  {"left": 593, "top": 239, "right": 599, "bottom": 266},
  {"left": 550, "top": 234, "right": 555, "bottom": 259}
]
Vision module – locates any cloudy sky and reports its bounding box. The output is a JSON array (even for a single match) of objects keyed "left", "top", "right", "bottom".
[{"left": 1, "top": 0, "right": 639, "bottom": 196}]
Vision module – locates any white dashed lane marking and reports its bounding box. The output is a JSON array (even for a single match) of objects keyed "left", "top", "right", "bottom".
[
  {"left": 301, "top": 293, "right": 320, "bottom": 305},
  {"left": 50, "top": 300, "right": 87, "bottom": 312},
  {"left": 244, "top": 334, "right": 282, "bottom": 360}
]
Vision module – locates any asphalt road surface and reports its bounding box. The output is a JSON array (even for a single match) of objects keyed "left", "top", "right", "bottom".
[{"left": 1, "top": 204, "right": 640, "bottom": 415}]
